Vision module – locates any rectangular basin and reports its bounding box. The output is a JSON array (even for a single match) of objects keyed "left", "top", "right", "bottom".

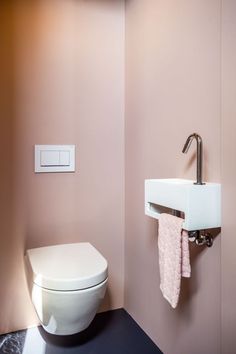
[{"left": 145, "top": 178, "right": 221, "bottom": 231}]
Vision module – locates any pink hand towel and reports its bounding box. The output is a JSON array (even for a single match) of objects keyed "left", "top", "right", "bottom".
[{"left": 158, "top": 213, "right": 191, "bottom": 308}]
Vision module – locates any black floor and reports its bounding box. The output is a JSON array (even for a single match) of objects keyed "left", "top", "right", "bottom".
[{"left": 0, "top": 309, "right": 163, "bottom": 354}]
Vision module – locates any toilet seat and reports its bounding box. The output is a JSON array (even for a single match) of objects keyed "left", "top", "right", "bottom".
[{"left": 25, "top": 242, "right": 108, "bottom": 291}]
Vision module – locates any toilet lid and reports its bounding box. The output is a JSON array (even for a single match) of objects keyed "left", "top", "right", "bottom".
[{"left": 25, "top": 243, "right": 108, "bottom": 291}]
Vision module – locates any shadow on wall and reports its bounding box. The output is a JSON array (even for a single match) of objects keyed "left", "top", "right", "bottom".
[
  {"left": 0, "top": 1, "right": 37, "bottom": 334},
  {"left": 152, "top": 219, "right": 221, "bottom": 330},
  {"left": 177, "top": 227, "right": 221, "bottom": 320}
]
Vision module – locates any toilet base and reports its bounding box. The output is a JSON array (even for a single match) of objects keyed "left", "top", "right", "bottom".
[{"left": 31, "top": 279, "right": 108, "bottom": 335}]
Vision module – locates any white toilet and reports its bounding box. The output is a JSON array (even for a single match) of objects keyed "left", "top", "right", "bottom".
[{"left": 25, "top": 242, "right": 108, "bottom": 335}]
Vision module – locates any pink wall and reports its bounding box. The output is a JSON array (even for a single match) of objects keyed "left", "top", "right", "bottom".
[
  {"left": 125, "top": 1, "right": 221, "bottom": 353},
  {"left": 1, "top": 1, "right": 236, "bottom": 351},
  {"left": 221, "top": 1, "right": 236, "bottom": 353},
  {"left": 0, "top": 0, "right": 124, "bottom": 334},
  {"left": 0, "top": 2, "right": 19, "bottom": 334}
]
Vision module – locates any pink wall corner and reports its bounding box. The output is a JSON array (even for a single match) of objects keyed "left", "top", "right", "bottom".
[
  {"left": 221, "top": 1, "right": 236, "bottom": 353},
  {"left": 125, "top": 1, "right": 221, "bottom": 353},
  {"left": 0, "top": 0, "right": 125, "bottom": 334}
]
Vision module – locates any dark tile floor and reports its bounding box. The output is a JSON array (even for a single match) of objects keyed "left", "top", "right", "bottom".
[{"left": 0, "top": 309, "right": 163, "bottom": 354}]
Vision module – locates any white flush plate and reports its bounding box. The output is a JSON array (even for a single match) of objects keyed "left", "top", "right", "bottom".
[{"left": 35, "top": 145, "right": 75, "bottom": 173}]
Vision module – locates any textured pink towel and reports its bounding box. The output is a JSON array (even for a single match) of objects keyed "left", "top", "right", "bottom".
[{"left": 158, "top": 213, "right": 191, "bottom": 308}]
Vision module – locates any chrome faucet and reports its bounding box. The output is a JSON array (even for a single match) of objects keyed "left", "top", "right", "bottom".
[{"left": 182, "top": 133, "right": 205, "bottom": 185}]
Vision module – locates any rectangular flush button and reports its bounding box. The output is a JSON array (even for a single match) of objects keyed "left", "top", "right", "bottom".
[
  {"left": 59, "top": 151, "right": 70, "bottom": 166},
  {"left": 40, "top": 150, "right": 60, "bottom": 167},
  {"left": 35, "top": 145, "right": 75, "bottom": 173}
]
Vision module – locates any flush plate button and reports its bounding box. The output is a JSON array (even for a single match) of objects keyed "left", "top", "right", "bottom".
[{"left": 35, "top": 145, "right": 75, "bottom": 173}]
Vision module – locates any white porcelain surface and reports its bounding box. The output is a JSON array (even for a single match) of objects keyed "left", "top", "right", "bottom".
[
  {"left": 25, "top": 243, "right": 108, "bottom": 291},
  {"left": 25, "top": 242, "right": 108, "bottom": 335},
  {"left": 145, "top": 178, "right": 221, "bottom": 231},
  {"left": 31, "top": 279, "right": 107, "bottom": 335}
]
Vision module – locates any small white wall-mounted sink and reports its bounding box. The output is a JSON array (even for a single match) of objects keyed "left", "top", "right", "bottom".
[{"left": 145, "top": 178, "right": 221, "bottom": 231}]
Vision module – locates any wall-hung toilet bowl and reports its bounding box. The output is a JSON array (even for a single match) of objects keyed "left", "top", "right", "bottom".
[{"left": 25, "top": 242, "right": 108, "bottom": 335}]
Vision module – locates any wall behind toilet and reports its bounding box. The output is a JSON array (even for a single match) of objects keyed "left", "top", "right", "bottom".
[{"left": 0, "top": 0, "right": 124, "bottom": 334}]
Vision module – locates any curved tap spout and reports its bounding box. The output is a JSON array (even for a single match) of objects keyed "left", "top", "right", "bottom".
[{"left": 182, "top": 133, "right": 205, "bottom": 185}]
